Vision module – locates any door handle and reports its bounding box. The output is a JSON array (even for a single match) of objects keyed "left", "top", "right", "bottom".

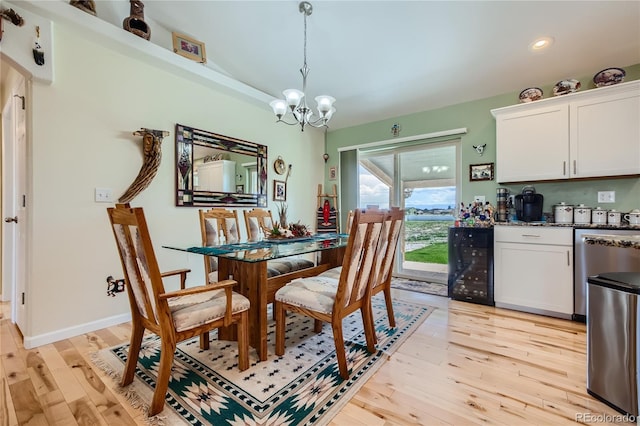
[{"left": 4, "top": 216, "right": 18, "bottom": 223}]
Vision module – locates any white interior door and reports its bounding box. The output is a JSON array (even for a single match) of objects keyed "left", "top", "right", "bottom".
[{"left": 2, "top": 76, "right": 27, "bottom": 332}]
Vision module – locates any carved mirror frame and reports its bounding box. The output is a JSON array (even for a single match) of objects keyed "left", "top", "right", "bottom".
[{"left": 175, "top": 123, "right": 267, "bottom": 207}]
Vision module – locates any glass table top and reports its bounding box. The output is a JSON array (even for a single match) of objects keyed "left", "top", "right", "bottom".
[{"left": 163, "top": 233, "right": 349, "bottom": 263}]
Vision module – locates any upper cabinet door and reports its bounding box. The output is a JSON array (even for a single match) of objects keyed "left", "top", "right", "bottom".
[
  {"left": 569, "top": 88, "right": 640, "bottom": 178},
  {"left": 492, "top": 80, "right": 640, "bottom": 184},
  {"left": 495, "top": 104, "right": 569, "bottom": 183}
]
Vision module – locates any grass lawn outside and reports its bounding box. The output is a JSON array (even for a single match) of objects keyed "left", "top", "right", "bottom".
[{"left": 404, "top": 220, "right": 452, "bottom": 265}]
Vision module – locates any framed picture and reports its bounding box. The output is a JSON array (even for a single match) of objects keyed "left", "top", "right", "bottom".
[
  {"left": 273, "top": 180, "right": 286, "bottom": 201},
  {"left": 236, "top": 184, "right": 244, "bottom": 194},
  {"left": 329, "top": 166, "right": 337, "bottom": 181},
  {"left": 469, "top": 163, "right": 494, "bottom": 181},
  {"left": 172, "top": 32, "right": 207, "bottom": 63}
]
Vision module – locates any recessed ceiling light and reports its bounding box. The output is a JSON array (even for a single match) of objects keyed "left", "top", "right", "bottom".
[{"left": 529, "top": 36, "right": 554, "bottom": 52}]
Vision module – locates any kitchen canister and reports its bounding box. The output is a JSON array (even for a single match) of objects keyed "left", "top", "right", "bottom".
[
  {"left": 607, "top": 209, "right": 621, "bottom": 226},
  {"left": 573, "top": 204, "right": 591, "bottom": 224},
  {"left": 625, "top": 209, "right": 640, "bottom": 225},
  {"left": 591, "top": 207, "right": 607, "bottom": 224},
  {"left": 553, "top": 202, "right": 574, "bottom": 224}
]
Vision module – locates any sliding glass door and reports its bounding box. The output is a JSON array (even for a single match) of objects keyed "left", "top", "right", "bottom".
[{"left": 358, "top": 140, "right": 459, "bottom": 283}]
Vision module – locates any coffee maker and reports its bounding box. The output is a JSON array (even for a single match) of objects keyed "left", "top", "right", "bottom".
[{"left": 514, "top": 185, "right": 543, "bottom": 222}]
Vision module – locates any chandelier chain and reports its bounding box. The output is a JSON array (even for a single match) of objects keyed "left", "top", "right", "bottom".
[{"left": 268, "top": 1, "right": 335, "bottom": 131}]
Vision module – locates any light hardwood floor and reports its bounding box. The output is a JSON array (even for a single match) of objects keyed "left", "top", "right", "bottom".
[{"left": 1, "top": 291, "right": 630, "bottom": 425}]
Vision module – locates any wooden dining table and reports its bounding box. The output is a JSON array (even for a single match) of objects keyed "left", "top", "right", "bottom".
[{"left": 164, "top": 234, "right": 348, "bottom": 361}]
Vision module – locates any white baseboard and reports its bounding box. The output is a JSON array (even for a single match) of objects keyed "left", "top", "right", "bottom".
[{"left": 23, "top": 313, "right": 132, "bottom": 349}]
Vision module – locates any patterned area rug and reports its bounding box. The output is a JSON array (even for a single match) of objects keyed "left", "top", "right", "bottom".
[
  {"left": 91, "top": 294, "right": 433, "bottom": 425},
  {"left": 391, "top": 277, "right": 448, "bottom": 297}
]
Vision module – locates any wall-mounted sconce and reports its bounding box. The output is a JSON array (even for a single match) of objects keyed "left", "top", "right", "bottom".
[{"left": 323, "top": 153, "right": 329, "bottom": 163}]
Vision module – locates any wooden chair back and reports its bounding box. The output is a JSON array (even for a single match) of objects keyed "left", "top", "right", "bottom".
[
  {"left": 335, "top": 208, "right": 387, "bottom": 313},
  {"left": 199, "top": 208, "right": 241, "bottom": 281},
  {"left": 243, "top": 208, "right": 275, "bottom": 240},
  {"left": 108, "top": 204, "right": 165, "bottom": 331},
  {"left": 375, "top": 207, "right": 405, "bottom": 291}
]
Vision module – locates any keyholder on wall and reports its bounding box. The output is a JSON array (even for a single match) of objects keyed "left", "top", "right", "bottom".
[{"left": 33, "top": 26, "right": 44, "bottom": 66}]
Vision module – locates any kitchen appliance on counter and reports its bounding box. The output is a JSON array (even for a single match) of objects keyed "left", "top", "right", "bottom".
[
  {"left": 574, "top": 228, "right": 640, "bottom": 321},
  {"left": 514, "top": 186, "right": 543, "bottom": 222}
]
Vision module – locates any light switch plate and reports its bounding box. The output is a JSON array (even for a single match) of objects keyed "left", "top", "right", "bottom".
[
  {"left": 95, "top": 187, "right": 113, "bottom": 203},
  {"left": 474, "top": 195, "right": 485, "bottom": 204}
]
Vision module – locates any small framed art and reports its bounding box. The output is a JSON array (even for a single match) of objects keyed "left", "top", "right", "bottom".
[
  {"left": 329, "top": 166, "right": 337, "bottom": 181},
  {"left": 469, "top": 163, "right": 494, "bottom": 181},
  {"left": 172, "top": 32, "right": 207, "bottom": 63},
  {"left": 274, "top": 180, "right": 286, "bottom": 201}
]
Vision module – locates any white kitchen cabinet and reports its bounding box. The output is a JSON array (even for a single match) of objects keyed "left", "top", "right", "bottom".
[
  {"left": 196, "top": 160, "right": 236, "bottom": 192},
  {"left": 494, "top": 226, "right": 573, "bottom": 318},
  {"left": 492, "top": 80, "right": 640, "bottom": 183}
]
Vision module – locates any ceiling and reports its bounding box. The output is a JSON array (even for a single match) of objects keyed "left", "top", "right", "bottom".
[{"left": 4, "top": 1, "right": 640, "bottom": 131}]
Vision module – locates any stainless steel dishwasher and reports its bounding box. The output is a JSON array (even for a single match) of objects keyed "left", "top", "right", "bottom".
[{"left": 574, "top": 228, "right": 640, "bottom": 321}]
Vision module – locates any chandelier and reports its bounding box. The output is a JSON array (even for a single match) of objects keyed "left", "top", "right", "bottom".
[{"left": 269, "top": 1, "right": 336, "bottom": 132}]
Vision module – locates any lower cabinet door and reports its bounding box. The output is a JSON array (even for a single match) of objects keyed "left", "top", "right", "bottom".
[{"left": 494, "top": 242, "right": 573, "bottom": 316}]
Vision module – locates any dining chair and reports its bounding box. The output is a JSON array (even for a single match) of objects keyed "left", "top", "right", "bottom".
[
  {"left": 370, "top": 207, "right": 404, "bottom": 332},
  {"left": 243, "top": 208, "right": 276, "bottom": 240},
  {"left": 107, "top": 204, "right": 250, "bottom": 416},
  {"left": 243, "top": 208, "right": 314, "bottom": 277},
  {"left": 318, "top": 208, "right": 404, "bottom": 332},
  {"left": 274, "top": 208, "right": 386, "bottom": 379},
  {"left": 198, "top": 208, "right": 242, "bottom": 283}
]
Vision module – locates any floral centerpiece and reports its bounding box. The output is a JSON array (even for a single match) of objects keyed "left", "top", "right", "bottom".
[{"left": 264, "top": 221, "right": 312, "bottom": 239}]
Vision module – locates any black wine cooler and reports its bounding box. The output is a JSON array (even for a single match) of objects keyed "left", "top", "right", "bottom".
[{"left": 448, "top": 227, "right": 494, "bottom": 306}]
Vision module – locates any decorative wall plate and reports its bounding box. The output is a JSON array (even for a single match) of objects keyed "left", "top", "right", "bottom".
[
  {"left": 273, "top": 156, "right": 286, "bottom": 175},
  {"left": 553, "top": 79, "right": 581, "bottom": 96},
  {"left": 593, "top": 67, "right": 625, "bottom": 87},
  {"left": 518, "top": 87, "right": 543, "bottom": 103}
]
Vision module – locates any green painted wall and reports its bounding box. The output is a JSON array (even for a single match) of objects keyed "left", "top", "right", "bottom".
[{"left": 326, "top": 63, "right": 640, "bottom": 215}]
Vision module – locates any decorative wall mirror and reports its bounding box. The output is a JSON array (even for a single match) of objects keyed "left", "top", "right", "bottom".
[{"left": 175, "top": 123, "right": 267, "bottom": 207}]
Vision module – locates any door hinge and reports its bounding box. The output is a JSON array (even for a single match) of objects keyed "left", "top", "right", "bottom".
[
  {"left": 13, "top": 95, "right": 25, "bottom": 110},
  {"left": 21, "top": 292, "right": 25, "bottom": 305}
]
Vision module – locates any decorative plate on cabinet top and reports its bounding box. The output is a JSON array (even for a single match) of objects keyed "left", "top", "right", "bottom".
[
  {"left": 519, "top": 87, "right": 543, "bottom": 103},
  {"left": 593, "top": 67, "right": 625, "bottom": 87},
  {"left": 552, "top": 79, "right": 581, "bottom": 96}
]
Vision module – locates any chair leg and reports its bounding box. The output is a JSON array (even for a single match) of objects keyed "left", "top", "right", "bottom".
[
  {"left": 199, "top": 331, "right": 210, "bottom": 350},
  {"left": 361, "top": 304, "right": 377, "bottom": 354},
  {"left": 149, "top": 337, "right": 177, "bottom": 416},
  {"left": 121, "top": 321, "right": 144, "bottom": 386},
  {"left": 275, "top": 301, "right": 286, "bottom": 356},
  {"left": 383, "top": 286, "right": 396, "bottom": 328},
  {"left": 237, "top": 311, "right": 249, "bottom": 371},
  {"left": 331, "top": 320, "right": 349, "bottom": 380},
  {"left": 314, "top": 319, "right": 323, "bottom": 333}
]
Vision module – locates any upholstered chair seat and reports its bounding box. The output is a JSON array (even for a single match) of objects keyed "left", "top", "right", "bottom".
[{"left": 167, "top": 290, "right": 250, "bottom": 332}]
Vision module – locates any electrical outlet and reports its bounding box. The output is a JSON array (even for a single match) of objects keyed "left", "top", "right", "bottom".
[
  {"left": 597, "top": 191, "right": 615, "bottom": 203},
  {"left": 474, "top": 195, "right": 485, "bottom": 204},
  {"left": 95, "top": 187, "right": 113, "bottom": 203}
]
